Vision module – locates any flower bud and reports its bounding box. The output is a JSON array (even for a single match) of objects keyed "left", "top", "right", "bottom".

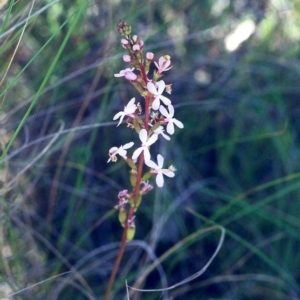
[
  {"left": 145, "top": 52, "right": 154, "bottom": 74},
  {"left": 125, "top": 71, "right": 138, "bottom": 81},
  {"left": 118, "top": 208, "right": 127, "bottom": 227},
  {"left": 121, "top": 38, "right": 129, "bottom": 49},
  {"left": 130, "top": 169, "right": 137, "bottom": 187},
  {"left": 117, "top": 20, "right": 131, "bottom": 36},
  {"left": 123, "top": 54, "right": 131, "bottom": 62},
  {"left": 146, "top": 52, "right": 154, "bottom": 61},
  {"left": 132, "top": 44, "right": 140, "bottom": 52},
  {"left": 135, "top": 194, "right": 142, "bottom": 211},
  {"left": 126, "top": 226, "right": 136, "bottom": 242}
]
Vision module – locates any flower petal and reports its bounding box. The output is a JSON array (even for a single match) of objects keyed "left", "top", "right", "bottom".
[
  {"left": 173, "top": 119, "right": 184, "bottom": 129},
  {"left": 159, "top": 105, "right": 169, "bottom": 117},
  {"left": 166, "top": 122, "right": 175, "bottom": 135},
  {"left": 113, "top": 111, "right": 123, "bottom": 120},
  {"left": 118, "top": 147, "right": 127, "bottom": 157},
  {"left": 132, "top": 147, "right": 143, "bottom": 160},
  {"left": 143, "top": 148, "right": 151, "bottom": 162},
  {"left": 156, "top": 80, "right": 165, "bottom": 94},
  {"left": 123, "top": 142, "right": 134, "bottom": 149},
  {"left": 139, "top": 129, "right": 148, "bottom": 143},
  {"left": 147, "top": 82, "right": 158, "bottom": 95},
  {"left": 152, "top": 98, "right": 160, "bottom": 110},
  {"left": 113, "top": 113, "right": 124, "bottom": 126},
  {"left": 127, "top": 97, "right": 136, "bottom": 107},
  {"left": 168, "top": 105, "right": 175, "bottom": 117},
  {"left": 145, "top": 159, "right": 158, "bottom": 169},
  {"left": 160, "top": 95, "right": 171, "bottom": 106},
  {"left": 147, "top": 133, "right": 158, "bottom": 146},
  {"left": 157, "top": 154, "right": 164, "bottom": 168},
  {"left": 156, "top": 172, "right": 164, "bottom": 187},
  {"left": 162, "top": 170, "right": 175, "bottom": 178}
]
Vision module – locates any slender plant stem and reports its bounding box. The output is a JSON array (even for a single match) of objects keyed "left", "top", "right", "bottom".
[
  {"left": 103, "top": 151, "right": 145, "bottom": 300},
  {"left": 103, "top": 57, "right": 151, "bottom": 300},
  {"left": 102, "top": 222, "right": 127, "bottom": 300}
]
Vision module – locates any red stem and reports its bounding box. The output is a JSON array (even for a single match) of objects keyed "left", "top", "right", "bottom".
[{"left": 103, "top": 61, "right": 151, "bottom": 299}]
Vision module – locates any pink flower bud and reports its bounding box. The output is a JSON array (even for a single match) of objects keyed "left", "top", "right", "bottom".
[
  {"left": 132, "top": 44, "right": 140, "bottom": 51},
  {"left": 146, "top": 52, "right": 154, "bottom": 61},
  {"left": 121, "top": 38, "right": 129, "bottom": 49},
  {"left": 139, "top": 39, "right": 144, "bottom": 49},
  {"left": 123, "top": 54, "right": 131, "bottom": 62}
]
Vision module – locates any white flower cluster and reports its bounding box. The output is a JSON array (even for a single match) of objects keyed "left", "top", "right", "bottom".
[{"left": 109, "top": 54, "right": 183, "bottom": 188}]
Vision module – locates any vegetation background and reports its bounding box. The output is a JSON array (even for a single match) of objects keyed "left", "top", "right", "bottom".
[{"left": 1, "top": 0, "right": 300, "bottom": 299}]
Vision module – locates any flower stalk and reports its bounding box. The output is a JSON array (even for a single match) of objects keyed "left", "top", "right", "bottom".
[{"left": 104, "top": 20, "right": 183, "bottom": 299}]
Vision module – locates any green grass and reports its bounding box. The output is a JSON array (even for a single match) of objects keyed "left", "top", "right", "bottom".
[{"left": 1, "top": 0, "right": 300, "bottom": 299}]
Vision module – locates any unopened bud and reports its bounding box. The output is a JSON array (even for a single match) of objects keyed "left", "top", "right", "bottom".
[
  {"left": 118, "top": 208, "right": 127, "bottom": 227},
  {"left": 117, "top": 20, "right": 131, "bottom": 36},
  {"left": 132, "top": 44, "right": 140, "bottom": 52},
  {"left": 124, "top": 71, "right": 138, "bottom": 81},
  {"left": 123, "top": 54, "right": 131, "bottom": 62},
  {"left": 130, "top": 169, "right": 137, "bottom": 187},
  {"left": 126, "top": 226, "right": 136, "bottom": 242},
  {"left": 121, "top": 39, "right": 129, "bottom": 49},
  {"left": 146, "top": 52, "right": 154, "bottom": 61},
  {"left": 135, "top": 194, "right": 142, "bottom": 211}
]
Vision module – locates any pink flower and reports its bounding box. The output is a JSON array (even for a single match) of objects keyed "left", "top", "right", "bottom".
[
  {"left": 145, "top": 154, "right": 175, "bottom": 187},
  {"left": 113, "top": 97, "right": 137, "bottom": 126},
  {"left": 114, "top": 68, "right": 134, "bottom": 77},
  {"left": 159, "top": 105, "right": 184, "bottom": 135},
  {"left": 132, "top": 129, "right": 158, "bottom": 162},
  {"left": 154, "top": 56, "right": 172, "bottom": 74},
  {"left": 147, "top": 80, "right": 171, "bottom": 110},
  {"left": 114, "top": 68, "right": 137, "bottom": 81}
]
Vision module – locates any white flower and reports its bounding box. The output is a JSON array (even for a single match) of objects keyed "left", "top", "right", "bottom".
[
  {"left": 114, "top": 68, "right": 134, "bottom": 77},
  {"left": 113, "top": 97, "right": 137, "bottom": 126},
  {"left": 153, "top": 126, "right": 170, "bottom": 141},
  {"left": 107, "top": 142, "right": 134, "bottom": 162},
  {"left": 159, "top": 105, "right": 184, "bottom": 135},
  {"left": 147, "top": 80, "right": 171, "bottom": 110},
  {"left": 145, "top": 154, "right": 175, "bottom": 187},
  {"left": 132, "top": 129, "right": 158, "bottom": 162}
]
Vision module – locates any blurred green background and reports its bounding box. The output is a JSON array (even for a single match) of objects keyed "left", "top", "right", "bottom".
[{"left": 1, "top": 0, "right": 300, "bottom": 299}]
